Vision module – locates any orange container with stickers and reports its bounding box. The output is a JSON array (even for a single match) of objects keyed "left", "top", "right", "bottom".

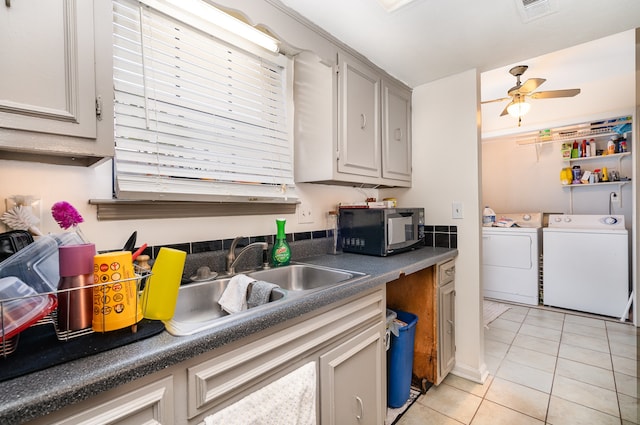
[{"left": 92, "top": 251, "right": 142, "bottom": 332}]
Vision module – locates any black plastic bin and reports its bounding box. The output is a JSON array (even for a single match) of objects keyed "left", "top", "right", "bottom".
[{"left": 387, "top": 309, "right": 418, "bottom": 408}]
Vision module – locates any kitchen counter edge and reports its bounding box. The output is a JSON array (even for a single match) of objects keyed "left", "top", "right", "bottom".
[{"left": 0, "top": 246, "right": 457, "bottom": 424}]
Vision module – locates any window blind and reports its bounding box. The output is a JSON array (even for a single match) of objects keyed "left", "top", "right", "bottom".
[{"left": 112, "top": 0, "right": 296, "bottom": 202}]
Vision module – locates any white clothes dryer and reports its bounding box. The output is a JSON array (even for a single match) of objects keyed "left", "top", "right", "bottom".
[
  {"left": 543, "top": 214, "right": 629, "bottom": 318},
  {"left": 482, "top": 213, "right": 542, "bottom": 305}
]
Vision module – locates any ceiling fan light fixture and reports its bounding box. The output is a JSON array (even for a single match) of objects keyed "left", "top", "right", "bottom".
[{"left": 507, "top": 99, "right": 531, "bottom": 118}]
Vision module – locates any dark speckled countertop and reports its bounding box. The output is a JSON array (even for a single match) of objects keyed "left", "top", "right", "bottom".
[{"left": 0, "top": 246, "right": 456, "bottom": 424}]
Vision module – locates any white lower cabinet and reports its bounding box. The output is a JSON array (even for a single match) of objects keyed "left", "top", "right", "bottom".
[
  {"left": 320, "top": 324, "right": 384, "bottom": 425},
  {"left": 44, "top": 376, "right": 174, "bottom": 425},
  {"left": 25, "top": 288, "right": 385, "bottom": 425}
]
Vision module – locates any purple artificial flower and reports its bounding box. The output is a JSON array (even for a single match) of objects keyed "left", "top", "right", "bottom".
[{"left": 51, "top": 201, "right": 84, "bottom": 230}]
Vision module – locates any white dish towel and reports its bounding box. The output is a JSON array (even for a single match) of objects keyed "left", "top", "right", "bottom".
[
  {"left": 218, "top": 274, "right": 255, "bottom": 314},
  {"left": 204, "top": 361, "right": 317, "bottom": 425}
]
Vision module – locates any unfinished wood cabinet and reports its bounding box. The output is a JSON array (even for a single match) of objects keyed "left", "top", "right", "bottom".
[{"left": 386, "top": 259, "right": 456, "bottom": 386}]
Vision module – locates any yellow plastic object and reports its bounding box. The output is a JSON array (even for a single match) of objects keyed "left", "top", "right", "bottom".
[
  {"left": 140, "top": 247, "right": 187, "bottom": 321},
  {"left": 92, "top": 251, "right": 142, "bottom": 332}
]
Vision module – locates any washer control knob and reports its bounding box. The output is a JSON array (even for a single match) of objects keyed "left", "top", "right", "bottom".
[
  {"left": 553, "top": 216, "right": 562, "bottom": 222},
  {"left": 564, "top": 217, "right": 572, "bottom": 222},
  {"left": 602, "top": 216, "right": 618, "bottom": 225},
  {"left": 523, "top": 214, "right": 531, "bottom": 221}
]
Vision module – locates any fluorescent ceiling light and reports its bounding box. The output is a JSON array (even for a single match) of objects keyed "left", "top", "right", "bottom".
[
  {"left": 377, "top": 0, "right": 418, "bottom": 12},
  {"left": 163, "top": 0, "right": 279, "bottom": 53}
]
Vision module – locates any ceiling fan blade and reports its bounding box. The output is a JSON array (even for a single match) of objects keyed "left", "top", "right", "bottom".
[
  {"left": 517, "top": 78, "right": 546, "bottom": 94},
  {"left": 481, "top": 97, "right": 511, "bottom": 104},
  {"left": 530, "top": 88, "right": 581, "bottom": 99},
  {"left": 500, "top": 103, "right": 510, "bottom": 116}
]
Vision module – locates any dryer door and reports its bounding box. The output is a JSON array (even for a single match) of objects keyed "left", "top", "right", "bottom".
[{"left": 483, "top": 233, "right": 533, "bottom": 269}]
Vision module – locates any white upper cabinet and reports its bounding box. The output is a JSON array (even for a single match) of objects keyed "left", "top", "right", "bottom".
[
  {"left": 293, "top": 51, "right": 411, "bottom": 187},
  {"left": 0, "top": 0, "right": 113, "bottom": 166},
  {"left": 382, "top": 80, "right": 412, "bottom": 182},
  {"left": 337, "top": 54, "right": 381, "bottom": 178}
]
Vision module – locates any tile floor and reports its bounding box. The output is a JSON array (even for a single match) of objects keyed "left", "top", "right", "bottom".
[{"left": 397, "top": 303, "right": 639, "bottom": 425}]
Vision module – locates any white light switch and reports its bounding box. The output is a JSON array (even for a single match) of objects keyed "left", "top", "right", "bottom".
[{"left": 452, "top": 202, "right": 463, "bottom": 219}]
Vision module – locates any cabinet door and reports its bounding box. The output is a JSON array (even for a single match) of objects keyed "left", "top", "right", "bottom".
[
  {"left": 382, "top": 81, "right": 411, "bottom": 182},
  {"left": 337, "top": 54, "right": 381, "bottom": 178},
  {"left": 0, "top": 0, "right": 96, "bottom": 138},
  {"left": 320, "top": 324, "right": 384, "bottom": 425},
  {"left": 438, "top": 280, "right": 455, "bottom": 383}
]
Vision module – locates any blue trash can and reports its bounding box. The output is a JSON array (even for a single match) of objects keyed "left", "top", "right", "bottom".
[{"left": 387, "top": 309, "right": 418, "bottom": 408}]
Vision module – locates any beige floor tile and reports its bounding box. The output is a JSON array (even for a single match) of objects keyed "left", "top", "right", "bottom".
[
  {"left": 563, "top": 321, "right": 608, "bottom": 339},
  {"left": 484, "top": 354, "right": 503, "bottom": 375},
  {"left": 499, "top": 309, "right": 527, "bottom": 323},
  {"left": 547, "top": 396, "right": 621, "bottom": 425},
  {"left": 606, "top": 320, "right": 636, "bottom": 334},
  {"left": 420, "top": 383, "right": 482, "bottom": 424},
  {"left": 610, "top": 339, "right": 637, "bottom": 360},
  {"left": 484, "top": 377, "right": 549, "bottom": 420},
  {"left": 555, "top": 357, "right": 615, "bottom": 390},
  {"left": 511, "top": 333, "right": 559, "bottom": 356},
  {"left": 564, "top": 314, "right": 606, "bottom": 328},
  {"left": 484, "top": 327, "right": 516, "bottom": 345},
  {"left": 527, "top": 308, "right": 565, "bottom": 321},
  {"left": 518, "top": 322, "right": 562, "bottom": 342},
  {"left": 484, "top": 338, "right": 510, "bottom": 359},
  {"left": 618, "top": 393, "right": 639, "bottom": 424},
  {"left": 558, "top": 342, "right": 613, "bottom": 370},
  {"left": 523, "top": 315, "right": 564, "bottom": 331},
  {"left": 612, "top": 355, "right": 637, "bottom": 377},
  {"left": 396, "top": 401, "right": 465, "bottom": 425},
  {"left": 496, "top": 359, "right": 554, "bottom": 393},
  {"left": 608, "top": 329, "right": 638, "bottom": 346},
  {"left": 616, "top": 371, "right": 639, "bottom": 398},
  {"left": 561, "top": 332, "right": 610, "bottom": 353},
  {"left": 488, "top": 317, "right": 522, "bottom": 332},
  {"left": 470, "top": 400, "right": 543, "bottom": 425},
  {"left": 551, "top": 375, "right": 619, "bottom": 417},
  {"left": 442, "top": 374, "right": 493, "bottom": 397},
  {"left": 504, "top": 345, "right": 557, "bottom": 373}
]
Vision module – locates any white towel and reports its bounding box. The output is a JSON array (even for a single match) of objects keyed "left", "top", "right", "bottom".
[
  {"left": 218, "top": 274, "right": 255, "bottom": 314},
  {"left": 204, "top": 361, "right": 316, "bottom": 425},
  {"left": 247, "top": 281, "right": 279, "bottom": 309}
]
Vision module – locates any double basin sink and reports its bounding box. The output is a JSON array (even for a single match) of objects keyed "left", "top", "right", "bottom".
[{"left": 164, "top": 263, "right": 365, "bottom": 336}]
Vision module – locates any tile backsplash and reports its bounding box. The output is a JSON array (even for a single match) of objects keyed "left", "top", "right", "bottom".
[{"left": 424, "top": 225, "right": 457, "bottom": 249}]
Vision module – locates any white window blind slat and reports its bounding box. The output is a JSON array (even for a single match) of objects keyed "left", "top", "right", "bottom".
[{"left": 112, "top": 0, "right": 295, "bottom": 202}]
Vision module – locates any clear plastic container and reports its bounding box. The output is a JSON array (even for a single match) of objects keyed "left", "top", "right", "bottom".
[
  {"left": 0, "top": 276, "right": 57, "bottom": 339},
  {"left": 0, "top": 233, "right": 83, "bottom": 294},
  {"left": 482, "top": 206, "right": 496, "bottom": 227}
]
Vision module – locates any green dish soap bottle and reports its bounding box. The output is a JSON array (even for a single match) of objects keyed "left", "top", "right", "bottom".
[{"left": 272, "top": 218, "right": 291, "bottom": 267}]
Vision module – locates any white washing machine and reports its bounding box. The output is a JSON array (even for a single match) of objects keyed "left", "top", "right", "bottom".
[
  {"left": 543, "top": 214, "right": 629, "bottom": 318},
  {"left": 482, "top": 213, "right": 542, "bottom": 306}
]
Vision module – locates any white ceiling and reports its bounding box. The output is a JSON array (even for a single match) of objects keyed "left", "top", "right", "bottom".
[{"left": 275, "top": 0, "right": 640, "bottom": 89}]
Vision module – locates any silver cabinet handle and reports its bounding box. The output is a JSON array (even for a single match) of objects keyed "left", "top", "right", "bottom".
[
  {"left": 355, "top": 396, "right": 364, "bottom": 420},
  {"left": 360, "top": 113, "right": 367, "bottom": 129},
  {"left": 394, "top": 128, "right": 402, "bottom": 141}
]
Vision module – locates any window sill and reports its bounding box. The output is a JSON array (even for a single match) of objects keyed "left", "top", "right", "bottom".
[{"left": 89, "top": 200, "right": 297, "bottom": 221}]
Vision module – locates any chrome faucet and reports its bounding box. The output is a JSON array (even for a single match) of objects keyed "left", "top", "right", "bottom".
[{"left": 226, "top": 236, "right": 270, "bottom": 275}]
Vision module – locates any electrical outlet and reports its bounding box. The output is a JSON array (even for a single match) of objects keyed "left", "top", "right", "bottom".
[
  {"left": 297, "top": 203, "right": 314, "bottom": 224},
  {"left": 610, "top": 191, "right": 621, "bottom": 206},
  {"left": 452, "top": 201, "right": 463, "bottom": 219}
]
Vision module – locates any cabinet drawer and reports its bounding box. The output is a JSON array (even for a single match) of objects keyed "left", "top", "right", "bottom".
[{"left": 438, "top": 260, "right": 455, "bottom": 286}]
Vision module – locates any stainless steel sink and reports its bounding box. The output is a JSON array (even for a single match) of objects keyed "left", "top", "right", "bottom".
[
  {"left": 164, "top": 264, "right": 365, "bottom": 336},
  {"left": 247, "top": 264, "right": 365, "bottom": 292},
  {"left": 164, "top": 277, "right": 286, "bottom": 336}
]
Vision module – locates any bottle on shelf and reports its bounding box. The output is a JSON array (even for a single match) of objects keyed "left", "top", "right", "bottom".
[
  {"left": 571, "top": 140, "right": 579, "bottom": 158},
  {"left": 271, "top": 218, "right": 291, "bottom": 266}
]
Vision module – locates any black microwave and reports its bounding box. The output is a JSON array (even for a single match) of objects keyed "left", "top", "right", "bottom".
[{"left": 339, "top": 208, "right": 424, "bottom": 256}]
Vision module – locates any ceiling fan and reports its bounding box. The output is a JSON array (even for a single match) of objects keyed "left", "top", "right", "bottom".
[{"left": 482, "top": 65, "right": 581, "bottom": 125}]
